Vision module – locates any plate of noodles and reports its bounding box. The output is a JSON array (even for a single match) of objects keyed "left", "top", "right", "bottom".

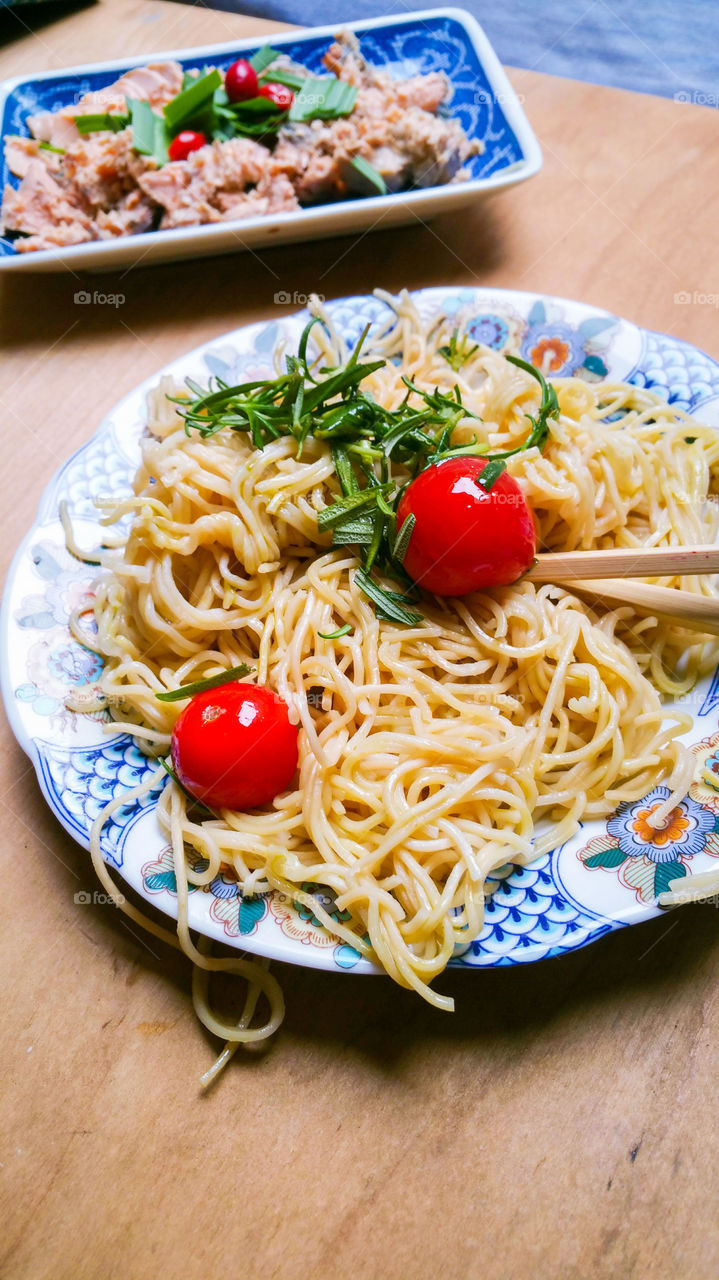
[{"left": 4, "top": 285, "right": 719, "bottom": 1065}]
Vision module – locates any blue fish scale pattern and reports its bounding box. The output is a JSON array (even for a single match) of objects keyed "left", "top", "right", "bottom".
[
  {"left": 0, "top": 17, "right": 523, "bottom": 258},
  {"left": 36, "top": 738, "right": 164, "bottom": 868},
  {"left": 38, "top": 429, "right": 135, "bottom": 523},
  {"left": 630, "top": 330, "right": 719, "bottom": 412},
  {"left": 453, "top": 856, "right": 612, "bottom": 968}
]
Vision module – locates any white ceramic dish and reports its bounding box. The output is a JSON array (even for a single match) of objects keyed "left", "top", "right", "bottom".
[{"left": 0, "top": 8, "right": 541, "bottom": 273}]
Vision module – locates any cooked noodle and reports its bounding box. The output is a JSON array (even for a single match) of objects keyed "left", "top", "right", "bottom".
[{"left": 81, "top": 290, "right": 719, "bottom": 1065}]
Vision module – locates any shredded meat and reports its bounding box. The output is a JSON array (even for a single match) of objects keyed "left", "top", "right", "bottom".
[
  {"left": 1, "top": 35, "right": 481, "bottom": 252},
  {"left": 272, "top": 33, "right": 480, "bottom": 203}
]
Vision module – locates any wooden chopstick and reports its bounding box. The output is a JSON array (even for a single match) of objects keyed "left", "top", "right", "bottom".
[
  {"left": 569, "top": 577, "right": 719, "bottom": 637},
  {"left": 529, "top": 545, "right": 719, "bottom": 582}
]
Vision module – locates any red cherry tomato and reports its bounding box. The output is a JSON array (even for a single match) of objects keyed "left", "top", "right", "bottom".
[
  {"left": 171, "top": 682, "right": 299, "bottom": 810},
  {"left": 258, "top": 82, "right": 294, "bottom": 110},
  {"left": 396, "top": 458, "right": 536, "bottom": 596},
  {"left": 224, "top": 58, "right": 259, "bottom": 103},
  {"left": 168, "top": 130, "right": 207, "bottom": 162}
]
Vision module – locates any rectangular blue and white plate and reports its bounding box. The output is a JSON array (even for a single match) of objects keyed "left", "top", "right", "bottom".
[{"left": 0, "top": 7, "right": 541, "bottom": 273}]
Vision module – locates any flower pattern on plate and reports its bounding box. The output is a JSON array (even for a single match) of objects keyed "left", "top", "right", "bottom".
[
  {"left": 269, "top": 883, "right": 350, "bottom": 948},
  {"left": 440, "top": 293, "right": 620, "bottom": 379},
  {"left": 578, "top": 742, "right": 719, "bottom": 904},
  {"left": 607, "top": 787, "right": 715, "bottom": 863}
]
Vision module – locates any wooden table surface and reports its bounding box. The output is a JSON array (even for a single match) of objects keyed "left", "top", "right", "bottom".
[{"left": 2, "top": 3, "right": 719, "bottom": 1278}]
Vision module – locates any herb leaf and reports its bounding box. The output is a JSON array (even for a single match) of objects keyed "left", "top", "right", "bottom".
[
  {"left": 155, "top": 663, "right": 252, "bottom": 702},
  {"left": 75, "top": 112, "right": 129, "bottom": 134},
  {"left": 348, "top": 155, "right": 387, "bottom": 196},
  {"left": 355, "top": 568, "right": 422, "bottom": 625},
  {"left": 159, "top": 757, "right": 216, "bottom": 816},
  {"left": 391, "top": 512, "right": 416, "bottom": 565},
  {"left": 289, "top": 77, "right": 358, "bottom": 122},
  {"left": 318, "top": 624, "right": 353, "bottom": 639},
  {"left": 163, "top": 68, "right": 222, "bottom": 131},
  {"left": 178, "top": 322, "right": 557, "bottom": 627},
  {"left": 249, "top": 45, "right": 282, "bottom": 74},
  {"left": 439, "top": 329, "right": 479, "bottom": 372}
]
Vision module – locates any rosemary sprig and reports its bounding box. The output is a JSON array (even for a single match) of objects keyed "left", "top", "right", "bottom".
[
  {"left": 318, "top": 624, "right": 353, "bottom": 639},
  {"left": 159, "top": 757, "right": 216, "bottom": 816},
  {"left": 177, "top": 320, "right": 559, "bottom": 623},
  {"left": 155, "top": 663, "right": 252, "bottom": 702}
]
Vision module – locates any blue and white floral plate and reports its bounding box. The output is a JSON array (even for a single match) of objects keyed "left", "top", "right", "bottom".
[
  {"left": 4, "top": 286, "right": 719, "bottom": 975},
  {"left": 0, "top": 8, "right": 540, "bottom": 273}
]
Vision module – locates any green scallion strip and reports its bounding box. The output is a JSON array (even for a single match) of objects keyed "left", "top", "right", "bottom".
[
  {"left": 258, "top": 67, "right": 306, "bottom": 90},
  {"left": 289, "top": 77, "right": 357, "bottom": 122},
  {"left": 163, "top": 68, "right": 222, "bottom": 131},
  {"left": 155, "top": 663, "right": 252, "bottom": 703},
  {"left": 349, "top": 154, "right": 387, "bottom": 196},
  {"left": 249, "top": 44, "right": 282, "bottom": 74},
  {"left": 38, "top": 141, "right": 65, "bottom": 154},
  {"left": 318, "top": 624, "right": 353, "bottom": 639},
  {"left": 75, "top": 111, "right": 129, "bottom": 134},
  {"left": 127, "top": 98, "right": 160, "bottom": 157}
]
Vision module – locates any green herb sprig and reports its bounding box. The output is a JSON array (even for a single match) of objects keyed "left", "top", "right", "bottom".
[
  {"left": 155, "top": 662, "right": 252, "bottom": 702},
  {"left": 175, "top": 321, "right": 559, "bottom": 622},
  {"left": 439, "top": 328, "right": 479, "bottom": 371}
]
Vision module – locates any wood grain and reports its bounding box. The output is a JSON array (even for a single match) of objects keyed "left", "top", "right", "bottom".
[{"left": 2, "top": 4, "right": 719, "bottom": 1278}]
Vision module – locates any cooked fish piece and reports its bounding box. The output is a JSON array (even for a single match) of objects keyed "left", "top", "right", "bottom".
[
  {"left": 63, "top": 129, "right": 142, "bottom": 211},
  {"left": 27, "top": 62, "right": 183, "bottom": 149},
  {"left": 273, "top": 31, "right": 480, "bottom": 205},
  {"left": 5, "top": 134, "right": 63, "bottom": 179},
  {"left": 2, "top": 159, "right": 93, "bottom": 243},
  {"left": 96, "top": 189, "right": 156, "bottom": 238},
  {"left": 138, "top": 138, "right": 298, "bottom": 228}
]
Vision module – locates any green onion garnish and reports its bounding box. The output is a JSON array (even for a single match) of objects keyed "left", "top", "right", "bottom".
[
  {"left": 75, "top": 112, "right": 129, "bottom": 134},
  {"left": 348, "top": 155, "right": 387, "bottom": 196},
  {"left": 127, "top": 98, "right": 170, "bottom": 164},
  {"left": 258, "top": 68, "right": 306, "bottom": 91},
  {"left": 163, "top": 68, "right": 222, "bottom": 131},
  {"left": 439, "top": 329, "right": 479, "bottom": 372},
  {"left": 155, "top": 663, "right": 252, "bottom": 703},
  {"left": 249, "top": 44, "right": 282, "bottom": 74},
  {"left": 289, "top": 77, "right": 358, "bottom": 123}
]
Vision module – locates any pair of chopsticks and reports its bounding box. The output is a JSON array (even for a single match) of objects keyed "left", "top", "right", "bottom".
[{"left": 527, "top": 545, "right": 719, "bottom": 636}]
